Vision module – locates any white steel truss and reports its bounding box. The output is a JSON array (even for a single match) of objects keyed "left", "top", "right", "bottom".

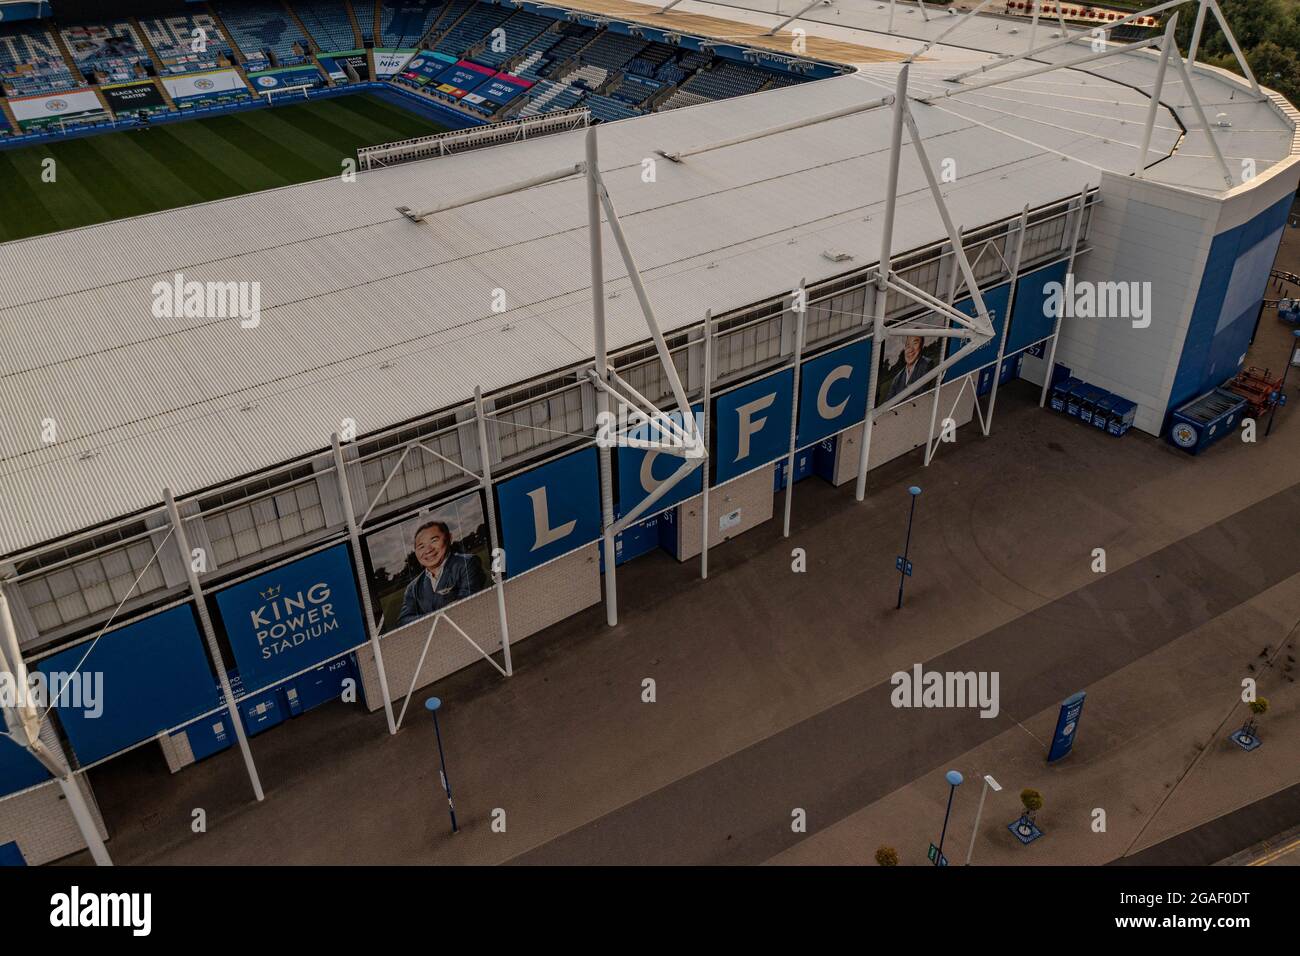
[{"left": 855, "top": 64, "right": 996, "bottom": 500}]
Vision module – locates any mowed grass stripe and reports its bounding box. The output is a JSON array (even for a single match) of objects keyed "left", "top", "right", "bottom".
[
  {"left": 104, "top": 131, "right": 212, "bottom": 209},
  {"left": 187, "top": 113, "right": 314, "bottom": 186},
  {"left": 0, "top": 93, "right": 453, "bottom": 240},
  {"left": 150, "top": 120, "right": 290, "bottom": 198},
  {"left": 230, "top": 106, "right": 361, "bottom": 177},
  {"left": 0, "top": 142, "right": 124, "bottom": 241},
  {"left": 201, "top": 110, "right": 332, "bottom": 180},
  {"left": 18, "top": 146, "right": 116, "bottom": 237},
  {"left": 262, "top": 100, "right": 401, "bottom": 159},
  {"left": 0, "top": 149, "right": 66, "bottom": 242},
  {"left": 330, "top": 94, "right": 445, "bottom": 140}
]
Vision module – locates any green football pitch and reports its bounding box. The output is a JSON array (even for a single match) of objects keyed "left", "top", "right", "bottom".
[{"left": 0, "top": 93, "right": 451, "bottom": 243}]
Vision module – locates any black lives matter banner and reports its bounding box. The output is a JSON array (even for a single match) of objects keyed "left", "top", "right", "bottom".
[{"left": 102, "top": 80, "right": 166, "bottom": 113}]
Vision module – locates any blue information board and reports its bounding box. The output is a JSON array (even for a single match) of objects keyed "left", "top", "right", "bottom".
[
  {"left": 1046, "top": 691, "right": 1086, "bottom": 762},
  {"left": 796, "top": 339, "right": 871, "bottom": 447},
  {"left": 214, "top": 544, "right": 366, "bottom": 691},
  {"left": 496, "top": 447, "right": 602, "bottom": 576},
  {"left": 714, "top": 368, "right": 794, "bottom": 484},
  {"left": 36, "top": 603, "right": 215, "bottom": 766}
]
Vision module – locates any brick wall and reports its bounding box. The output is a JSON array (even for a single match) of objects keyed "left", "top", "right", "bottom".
[
  {"left": 834, "top": 379, "right": 976, "bottom": 484},
  {"left": 0, "top": 728, "right": 107, "bottom": 865},
  {"left": 356, "top": 542, "right": 601, "bottom": 710},
  {"left": 672, "top": 463, "right": 776, "bottom": 561}
]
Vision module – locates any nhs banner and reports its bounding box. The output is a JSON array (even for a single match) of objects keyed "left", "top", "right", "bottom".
[
  {"left": 35, "top": 604, "right": 215, "bottom": 766},
  {"left": 714, "top": 368, "right": 794, "bottom": 484},
  {"left": 945, "top": 283, "right": 1011, "bottom": 380},
  {"left": 1006, "top": 260, "right": 1069, "bottom": 355},
  {"left": 374, "top": 49, "right": 416, "bottom": 77},
  {"left": 214, "top": 544, "right": 365, "bottom": 690},
  {"left": 796, "top": 339, "right": 871, "bottom": 447},
  {"left": 496, "top": 447, "right": 602, "bottom": 577},
  {"left": 616, "top": 405, "right": 704, "bottom": 516}
]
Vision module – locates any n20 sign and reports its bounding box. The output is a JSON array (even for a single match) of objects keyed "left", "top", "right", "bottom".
[
  {"left": 214, "top": 544, "right": 366, "bottom": 690},
  {"left": 495, "top": 447, "right": 602, "bottom": 577}
]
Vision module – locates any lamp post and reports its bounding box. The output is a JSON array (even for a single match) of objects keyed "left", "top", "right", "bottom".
[
  {"left": 1264, "top": 329, "right": 1300, "bottom": 437},
  {"left": 425, "top": 697, "right": 458, "bottom": 834},
  {"left": 964, "top": 774, "right": 1001, "bottom": 865},
  {"left": 934, "top": 769, "right": 963, "bottom": 865},
  {"left": 896, "top": 485, "right": 921, "bottom": 609}
]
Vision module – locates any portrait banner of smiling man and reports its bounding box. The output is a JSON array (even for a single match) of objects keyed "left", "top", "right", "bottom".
[
  {"left": 876, "top": 313, "right": 947, "bottom": 407},
  {"left": 361, "top": 491, "right": 491, "bottom": 635}
]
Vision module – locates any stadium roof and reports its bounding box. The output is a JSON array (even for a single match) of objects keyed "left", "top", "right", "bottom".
[{"left": 1, "top": 0, "right": 1297, "bottom": 556}]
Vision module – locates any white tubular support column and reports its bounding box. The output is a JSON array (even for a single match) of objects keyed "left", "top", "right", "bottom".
[
  {"left": 945, "top": 0, "right": 1186, "bottom": 83},
  {"left": 474, "top": 387, "right": 513, "bottom": 676},
  {"left": 983, "top": 205, "right": 1031, "bottom": 432},
  {"left": 700, "top": 312, "right": 713, "bottom": 580},
  {"left": 928, "top": 34, "right": 1163, "bottom": 102},
  {"left": 783, "top": 282, "right": 806, "bottom": 537},
  {"left": 585, "top": 129, "right": 618, "bottom": 627},
  {"left": 1207, "top": 0, "right": 1261, "bottom": 96},
  {"left": 332, "top": 434, "right": 398, "bottom": 733},
  {"left": 1038, "top": 188, "right": 1089, "bottom": 407},
  {"left": 1029, "top": 0, "right": 1040, "bottom": 52},
  {"left": 164, "top": 488, "right": 264, "bottom": 802},
  {"left": 924, "top": 229, "right": 964, "bottom": 465},
  {"left": 765, "top": 0, "right": 830, "bottom": 37},
  {"left": 0, "top": 587, "right": 112, "bottom": 866},
  {"left": 1168, "top": 44, "right": 1236, "bottom": 188},
  {"left": 1187, "top": 0, "right": 1208, "bottom": 65},
  {"left": 856, "top": 65, "right": 909, "bottom": 502},
  {"left": 399, "top": 163, "right": 582, "bottom": 221},
  {"left": 1136, "top": 14, "right": 1178, "bottom": 178},
  {"left": 906, "top": 0, "right": 996, "bottom": 62}
]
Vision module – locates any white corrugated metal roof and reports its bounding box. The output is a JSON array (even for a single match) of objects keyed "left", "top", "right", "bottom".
[{"left": 0, "top": 0, "right": 1295, "bottom": 555}]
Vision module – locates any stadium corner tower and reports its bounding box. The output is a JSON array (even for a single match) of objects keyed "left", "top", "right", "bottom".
[{"left": 0, "top": 0, "right": 1297, "bottom": 864}]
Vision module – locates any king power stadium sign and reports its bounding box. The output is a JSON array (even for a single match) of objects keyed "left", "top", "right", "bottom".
[{"left": 213, "top": 544, "right": 365, "bottom": 689}]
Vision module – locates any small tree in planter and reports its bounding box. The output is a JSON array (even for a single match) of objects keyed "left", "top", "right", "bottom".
[
  {"left": 1019, "top": 788, "right": 1044, "bottom": 827},
  {"left": 875, "top": 845, "right": 900, "bottom": 867},
  {"left": 1244, "top": 697, "right": 1269, "bottom": 737}
]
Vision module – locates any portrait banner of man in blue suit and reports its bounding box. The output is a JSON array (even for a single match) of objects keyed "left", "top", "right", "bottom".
[
  {"left": 876, "top": 314, "right": 945, "bottom": 406},
  {"left": 362, "top": 490, "right": 491, "bottom": 634}
]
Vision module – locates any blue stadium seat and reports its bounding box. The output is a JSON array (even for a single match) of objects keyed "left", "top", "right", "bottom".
[
  {"left": 294, "top": 0, "right": 360, "bottom": 51},
  {"left": 214, "top": 0, "right": 311, "bottom": 67},
  {"left": 681, "top": 62, "right": 770, "bottom": 101},
  {"left": 581, "top": 92, "right": 642, "bottom": 123},
  {"left": 380, "top": 0, "right": 447, "bottom": 48},
  {"left": 59, "top": 18, "right": 152, "bottom": 83},
  {"left": 137, "top": 12, "right": 234, "bottom": 74},
  {"left": 0, "top": 22, "right": 81, "bottom": 96},
  {"left": 430, "top": 2, "right": 513, "bottom": 56},
  {"left": 472, "top": 12, "right": 551, "bottom": 68}
]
